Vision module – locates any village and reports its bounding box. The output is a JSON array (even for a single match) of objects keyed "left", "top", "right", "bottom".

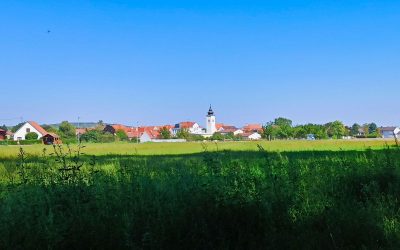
[
  {"left": 0, "top": 105, "right": 399, "bottom": 145},
  {"left": 0, "top": 106, "right": 264, "bottom": 144}
]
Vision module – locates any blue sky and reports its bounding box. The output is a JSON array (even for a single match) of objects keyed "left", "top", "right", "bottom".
[{"left": 1, "top": 0, "right": 399, "bottom": 127}]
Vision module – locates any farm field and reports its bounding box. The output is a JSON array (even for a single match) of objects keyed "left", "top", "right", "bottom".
[
  {"left": 0, "top": 140, "right": 399, "bottom": 249},
  {"left": 0, "top": 139, "right": 396, "bottom": 157}
]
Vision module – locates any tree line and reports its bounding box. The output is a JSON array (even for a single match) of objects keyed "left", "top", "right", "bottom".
[{"left": 262, "top": 117, "right": 380, "bottom": 140}]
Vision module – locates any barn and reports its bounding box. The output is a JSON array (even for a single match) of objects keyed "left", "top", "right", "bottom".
[
  {"left": 0, "top": 129, "right": 6, "bottom": 140},
  {"left": 42, "top": 133, "right": 62, "bottom": 145}
]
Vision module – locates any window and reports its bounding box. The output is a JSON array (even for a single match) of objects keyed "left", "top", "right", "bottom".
[{"left": 26, "top": 128, "right": 30, "bottom": 133}]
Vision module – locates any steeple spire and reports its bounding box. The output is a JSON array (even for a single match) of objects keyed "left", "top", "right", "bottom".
[{"left": 207, "top": 105, "right": 214, "bottom": 116}]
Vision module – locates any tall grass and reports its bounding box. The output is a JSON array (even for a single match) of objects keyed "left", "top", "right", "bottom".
[{"left": 0, "top": 146, "right": 399, "bottom": 248}]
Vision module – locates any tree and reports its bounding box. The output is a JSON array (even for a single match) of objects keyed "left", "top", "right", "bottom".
[
  {"left": 274, "top": 117, "right": 292, "bottom": 127},
  {"left": 116, "top": 129, "right": 128, "bottom": 141},
  {"left": 272, "top": 117, "right": 293, "bottom": 139},
  {"left": 368, "top": 123, "right": 378, "bottom": 134},
  {"left": 293, "top": 125, "right": 307, "bottom": 139},
  {"left": 351, "top": 123, "right": 361, "bottom": 136},
  {"left": 210, "top": 132, "right": 224, "bottom": 141},
  {"left": 25, "top": 132, "right": 38, "bottom": 140},
  {"left": 80, "top": 130, "right": 101, "bottom": 142},
  {"left": 0, "top": 124, "right": 7, "bottom": 131},
  {"left": 159, "top": 127, "right": 171, "bottom": 139},
  {"left": 262, "top": 122, "right": 279, "bottom": 140},
  {"left": 59, "top": 121, "right": 76, "bottom": 139},
  {"left": 42, "top": 124, "right": 58, "bottom": 133},
  {"left": 326, "top": 121, "right": 345, "bottom": 139},
  {"left": 176, "top": 128, "right": 190, "bottom": 139}
]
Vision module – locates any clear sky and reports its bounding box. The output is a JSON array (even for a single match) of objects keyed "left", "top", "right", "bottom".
[{"left": 1, "top": 0, "right": 399, "bottom": 127}]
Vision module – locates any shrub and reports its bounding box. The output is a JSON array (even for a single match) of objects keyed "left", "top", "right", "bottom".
[
  {"left": 25, "top": 132, "right": 38, "bottom": 140},
  {"left": 116, "top": 129, "right": 128, "bottom": 141}
]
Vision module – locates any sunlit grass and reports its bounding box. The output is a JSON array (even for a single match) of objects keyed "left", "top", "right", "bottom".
[{"left": 0, "top": 139, "right": 395, "bottom": 158}]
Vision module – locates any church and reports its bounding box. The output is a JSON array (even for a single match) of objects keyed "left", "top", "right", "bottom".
[{"left": 200, "top": 105, "right": 217, "bottom": 138}]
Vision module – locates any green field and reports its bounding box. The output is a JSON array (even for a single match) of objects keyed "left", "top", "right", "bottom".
[
  {"left": 0, "top": 139, "right": 396, "bottom": 157},
  {"left": 0, "top": 140, "right": 400, "bottom": 249}
]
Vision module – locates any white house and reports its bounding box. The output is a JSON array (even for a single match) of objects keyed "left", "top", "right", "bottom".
[
  {"left": 13, "top": 121, "right": 47, "bottom": 141},
  {"left": 172, "top": 122, "right": 203, "bottom": 135},
  {"left": 233, "top": 129, "right": 244, "bottom": 135},
  {"left": 380, "top": 127, "right": 400, "bottom": 139},
  {"left": 248, "top": 132, "right": 262, "bottom": 140},
  {"left": 140, "top": 131, "right": 153, "bottom": 143}
]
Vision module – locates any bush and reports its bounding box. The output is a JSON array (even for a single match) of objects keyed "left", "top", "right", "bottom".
[
  {"left": 116, "top": 130, "right": 128, "bottom": 141},
  {"left": 25, "top": 132, "right": 38, "bottom": 140}
]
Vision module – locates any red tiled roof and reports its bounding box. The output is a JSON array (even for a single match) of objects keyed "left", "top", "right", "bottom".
[
  {"left": 27, "top": 121, "right": 47, "bottom": 135},
  {"left": 44, "top": 132, "right": 60, "bottom": 138},
  {"left": 0, "top": 128, "right": 5, "bottom": 132},
  {"left": 220, "top": 128, "right": 237, "bottom": 133},
  {"left": 242, "top": 124, "right": 262, "bottom": 132},
  {"left": 179, "top": 122, "right": 196, "bottom": 129}
]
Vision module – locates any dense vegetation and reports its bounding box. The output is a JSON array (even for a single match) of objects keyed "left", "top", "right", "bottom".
[
  {"left": 0, "top": 143, "right": 400, "bottom": 249},
  {"left": 262, "top": 117, "right": 382, "bottom": 140}
]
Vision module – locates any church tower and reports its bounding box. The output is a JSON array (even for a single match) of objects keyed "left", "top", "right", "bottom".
[{"left": 206, "top": 105, "right": 216, "bottom": 134}]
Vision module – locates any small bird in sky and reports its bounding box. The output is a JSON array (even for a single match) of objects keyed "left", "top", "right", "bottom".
[{"left": 47, "top": 30, "right": 51, "bottom": 34}]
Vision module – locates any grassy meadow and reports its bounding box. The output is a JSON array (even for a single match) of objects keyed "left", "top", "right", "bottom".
[
  {"left": 0, "top": 140, "right": 400, "bottom": 249},
  {"left": 0, "top": 139, "right": 396, "bottom": 157}
]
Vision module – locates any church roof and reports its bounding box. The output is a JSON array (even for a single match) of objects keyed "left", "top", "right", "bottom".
[{"left": 207, "top": 105, "right": 214, "bottom": 116}]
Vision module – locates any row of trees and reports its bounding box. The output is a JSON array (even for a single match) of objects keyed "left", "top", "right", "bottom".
[{"left": 262, "top": 117, "right": 382, "bottom": 140}]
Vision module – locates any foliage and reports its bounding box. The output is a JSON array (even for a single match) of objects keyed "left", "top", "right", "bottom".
[
  {"left": 59, "top": 121, "right": 76, "bottom": 139},
  {"left": 369, "top": 123, "right": 378, "bottom": 134},
  {"left": 159, "top": 127, "right": 171, "bottom": 139},
  {"left": 25, "top": 132, "right": 38, "bottom": 140},
  {"left": 325, "top": 120, "right": 346, "bottom": 139},
  {"left": 0, "top": 124, "right": 7, "bottom": 131},
  {"left": 0, "top": 147, "right": 400, "bottom": 248},
  {"left": 176, "top": 128, "right": 190, "bottom": 139},
  {"left": 210, "top": 132, "right": 225, "bottom": 141},
  {"left": 11, "top": 122, "right": 24, "bottom": 133},
  {"left": 351, "top": 123, "right": 361, "bottom": 136},
  {"left": 80, "top": 130, "right": 115, "bottom": 143},
  {"left": 42, "top": 124, "right": 58, "bottom": 133},
  {"left": 116, "top": 129, "right": 128, "bottom": 141}
]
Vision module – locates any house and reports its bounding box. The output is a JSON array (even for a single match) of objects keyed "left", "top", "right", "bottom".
[
  {"left": 380, "top": 127, "right": 400, "bottom": 138},
  {"left": 5, "top": 131, "right": 13, "bottom": 140},
  {"left": 217, "top": 124, "right": 238, "bottom": 133},
  {"left": 242, "top": 124, "right": 263, "bottom": 133},
  {"left": 0, "top": 129, "right": 6, "bottom": 140},
  {"left": 42, "top": 133, "right": 62, "bottom": 145},
  {"left": 233, "top": 129, "right": 244, "bottom": 135},
  {"left": 139, "top": 131, "right": 158, "bottom": 143},
  {"left": 140, "top": 131, "right": 186, "bottom": 143},
  {"left": 13, "top": 121, "right": 48, "bottom": 141},
  {"left": 172, "top": 121, "right": 203, "bottom": 135},
  {"left": 248, "top": 132, "right": 262, "bottom": 140},
  {"left": 241, "top": 132, "right": 262, "bottom": 140}
]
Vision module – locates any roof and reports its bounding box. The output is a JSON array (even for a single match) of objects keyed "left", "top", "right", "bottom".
[
  {"left": 27, "top": 121, "right": 47, "bottom": 135},
  {"left": 44, "top": 133, "right": 60, "bottom": 138},
  {"left": 243, "top": 124, "right": 262, "bottom": 130},
  {"left": 219, "top": 128, "right": 238, "bottom": 133},
  {"left": 179, "top": 122, "right": 196, "bottom": 129},
  {"left": 140, "top": 130, "right": 160, "bottom": 139},
  {"left": 241, "top": 132, "right": 261, "bottom": 137},
  {"left": 380, "top": 127, "right": 398, "bottom": 131},
  {"left": 0, "top": 128, "right": 5, "bottom": 133}
]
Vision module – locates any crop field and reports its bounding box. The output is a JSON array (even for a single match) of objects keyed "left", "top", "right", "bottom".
[{"left": 0, "top": 140, "right": 400, "bottom": 249}]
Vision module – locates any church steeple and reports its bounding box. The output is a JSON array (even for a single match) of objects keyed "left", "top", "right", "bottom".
[
  {"left": 207, "top": 105, "right": 214, "bottom": 116},
  {"left": 206, "top": 105, "right": 216, "bottom": 134}
]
